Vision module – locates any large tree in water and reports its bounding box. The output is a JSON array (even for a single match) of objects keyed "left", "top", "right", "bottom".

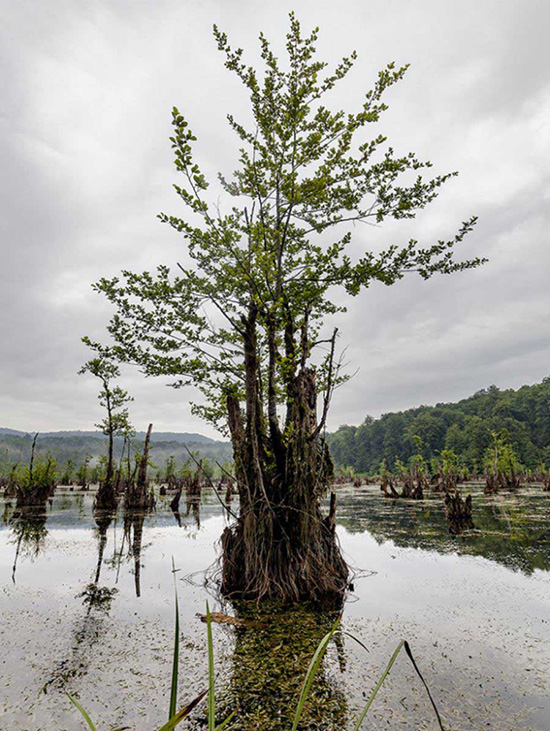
[{"left": 85, "top": 15, "right": 484, "bottom": 603}]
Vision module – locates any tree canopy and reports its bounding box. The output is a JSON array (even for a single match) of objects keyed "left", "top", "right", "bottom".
[
  {"left": 328, "top": 378, "right": 550, "bottom": 474},
  {"left": 85, "top": 13, "right": 483, "bottom": 435}
]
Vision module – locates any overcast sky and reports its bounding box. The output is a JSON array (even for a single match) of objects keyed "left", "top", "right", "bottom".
[{"left": 1, "top": 0, "right": 549, "bottom": 438}]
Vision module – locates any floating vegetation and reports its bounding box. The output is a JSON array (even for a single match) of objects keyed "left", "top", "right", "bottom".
[{"left": 66, "top": 593, "right": 444, "bottom": 731}]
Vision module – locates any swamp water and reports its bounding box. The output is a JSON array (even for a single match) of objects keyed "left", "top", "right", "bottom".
[{"left": 0, "top": 484, "right": 549, "bottom": 730}]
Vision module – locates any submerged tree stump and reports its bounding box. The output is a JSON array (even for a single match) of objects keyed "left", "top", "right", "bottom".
[
  {"left": 485, "top": 470, "right": 521, "bottom": 494},
  {"left": 124, "top": 424, "right": 155, "bottom": 511},
  {"left": 444, "top": 491, "right": 475, "bottom": 535},
  {"left": 401, "top": 476, "right": 424, "bottom": 500},
  {"left": 221, "top": 369, "right": 348, "bottom": 605}
]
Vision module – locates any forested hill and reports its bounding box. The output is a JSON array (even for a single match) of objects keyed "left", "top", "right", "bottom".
[
  {"left": 327, "top": 379, "right": 550, "bottom": 473},
  {"left": 0, "top": 430, "right": 232, "bottom": 473}
]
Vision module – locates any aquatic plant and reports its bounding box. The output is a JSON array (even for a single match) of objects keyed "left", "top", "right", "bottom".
[
  {"left": 67, "top": 599, "right": 445, "bottom": 730},
  {"left": 85, "top": 9, "right": 483, "bottom": 606}
]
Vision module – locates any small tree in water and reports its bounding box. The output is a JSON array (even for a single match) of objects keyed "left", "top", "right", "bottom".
[
  {"left": 485, "top": 429, "right": 521, "bottom": 492},
  {"left": 79, "top": 357, "right": 133, "bottom": 510},
  {"left": 85, "top": 15, "right": 484, "bottom": 603}
]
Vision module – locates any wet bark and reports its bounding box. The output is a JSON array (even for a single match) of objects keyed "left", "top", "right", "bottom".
[{"left": 221, "top": 368, "right": 348, "bottom": 605}]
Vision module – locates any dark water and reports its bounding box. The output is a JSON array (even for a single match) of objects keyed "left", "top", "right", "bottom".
[{"left": 0, "top": 484, "right": 549, "bottom": 730}]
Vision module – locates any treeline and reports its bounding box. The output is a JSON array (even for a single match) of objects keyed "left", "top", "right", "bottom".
[
  {"left": 0, "top": 440, "right": 231, "bottom": 491},
  {"left": 0, "top": 432, "right": 232, "bottom": 481},
  {"left": 327, "top": 379, "right": 550, "bottom": 474}
]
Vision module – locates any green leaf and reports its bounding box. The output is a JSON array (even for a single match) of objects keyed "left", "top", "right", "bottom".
[
  {"left": 66, "top": 693, "right": 97, "bottom": 731},
  {"left": 216, "top": 709, "right": 237, "bottom": 731},
  {"left": 206, "top": 602, "right": 216, "bottom": 731}
]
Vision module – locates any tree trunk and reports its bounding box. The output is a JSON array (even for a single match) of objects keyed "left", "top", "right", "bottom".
[
  {"left": 125, "top": 424, "right": 154, "bottom": 510},
  {"left": 221, "top": 368, "right": 349, "bottom": 605}
]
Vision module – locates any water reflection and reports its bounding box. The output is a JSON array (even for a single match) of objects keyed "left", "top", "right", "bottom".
[
  {"left": 170, "top": 487, "right": 183, "bottom": 526},
  {"left": 9, "top": 504, "right": 49, "bottom": 583},
  {"left": 42, "top": 508, "right": 119, "bottom": 692},
  {"left": 168, "top": 486, "right": 204, "bottom": 533},
  {"left": 123, "top": 506, "right": 148, "bottom": 597},
  {"left": 79, "top": 507, "right": 119, "bottom": 617},
  {"left": 338, "top": 483, "right": 550, "bottom": 574},
  {"left": 186, "top": 496, "right": 201, "bottom": 530}
]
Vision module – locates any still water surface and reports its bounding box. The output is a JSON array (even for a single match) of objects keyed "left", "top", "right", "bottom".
[{"left": 1, "top": 484, "right": 549, "bottom": 730}]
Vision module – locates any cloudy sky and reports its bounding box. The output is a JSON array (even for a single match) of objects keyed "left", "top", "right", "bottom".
[{"left": 2, "top": 0, "right": 549, "bottom": 438}]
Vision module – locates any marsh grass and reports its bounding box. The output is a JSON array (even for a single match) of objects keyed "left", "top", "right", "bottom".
[{"left": 67, "top": 589, "right": 444, "bottom": 730}]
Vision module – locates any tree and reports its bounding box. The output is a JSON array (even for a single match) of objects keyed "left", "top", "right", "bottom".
[
  {"left": 85, "top": 15, "right": 484, "bottom": 602},
  {"left": 79, "top": 357, "right": 133, "bottom": 509},
  {"left": 485, "top": 429, "right": 521, "bottom": 491}
]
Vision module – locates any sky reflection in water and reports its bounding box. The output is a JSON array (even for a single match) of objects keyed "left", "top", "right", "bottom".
[{"left": 0, "top": 485, "right": 549, "bottom": 730}]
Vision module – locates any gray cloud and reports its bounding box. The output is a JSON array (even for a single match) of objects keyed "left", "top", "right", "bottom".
[{"left": 1, "top": 0, "right": 549, "bottom": 437}]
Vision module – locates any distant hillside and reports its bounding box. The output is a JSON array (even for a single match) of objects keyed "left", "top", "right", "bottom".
[
  {"left": 0, "top": 429, "right": 232, "bottom": 474},
  {"left": 0, "top": 428, "right": 217, "bottom": 444},
  {"left": 327, "top": 378, "right": 550, "bottom": 473}
]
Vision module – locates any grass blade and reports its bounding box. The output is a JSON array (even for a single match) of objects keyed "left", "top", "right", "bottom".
[
  {"left": 353, "top": 640, "right": 404, "bottom": 731},
  {"left": 204, "top": 603, "right": 235, "bottom": 731},
  {"left": 291, "top": 617, "right": 340, "bottom": 731},
  {"left": 157, "top": 689, "right": 208, "bottom": 731},
  {"left": 170, "top": 557, "right": 180, "bottom": 720},
  {"left": 66, "top": 693, "right": 97, "bottom": 731},
  {"left": 343, "top": 631, "right": 370, "bottom": 654},
  {"left": 403, "top": 641, "right": 445, "bottom": 731},
  {"left": 215, "top": 708, "right": 236, "bottom": 730},
  {"left": 206, "top": 602, "right": 216, "bottom": 731}
]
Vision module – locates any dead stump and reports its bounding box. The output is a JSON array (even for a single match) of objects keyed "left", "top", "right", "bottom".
[{"left": 444, "top": 491, "right": 475, "bottom": 535}]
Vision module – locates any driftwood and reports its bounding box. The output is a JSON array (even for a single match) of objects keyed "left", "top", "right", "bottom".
[
  {"left": 196, "top": 612, "right": 246, "bottom": 627},
  {"left": 195, "top": 612, "right": 266, "bottom": 629}
]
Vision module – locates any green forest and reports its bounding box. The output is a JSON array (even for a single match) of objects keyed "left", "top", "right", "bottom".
[
  {"left": 0, "top": 430, "right": 232, "bottom": 483},
  {"left": 327, "top": 378, "right": 550, "bottom": 474}
]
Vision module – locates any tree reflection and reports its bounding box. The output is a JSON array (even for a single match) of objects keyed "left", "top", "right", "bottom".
[
  {"left": 216, "top": 602, "right": 348, "bottom": 731},
  {"left": 123, "top": 506, "right": 147, "bottom": 598},
  {"left": 9, "top": 504, "right": 48, "bottom": 583}
]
